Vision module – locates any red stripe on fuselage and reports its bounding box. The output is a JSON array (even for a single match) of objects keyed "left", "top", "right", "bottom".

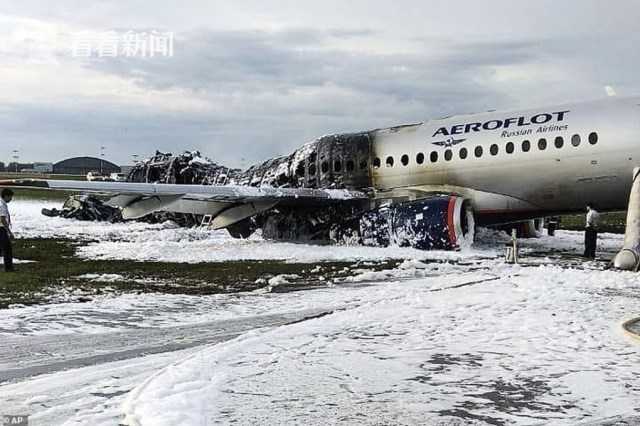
[{"left": 447, "top": 197, "right": 457, "bottom": 247}]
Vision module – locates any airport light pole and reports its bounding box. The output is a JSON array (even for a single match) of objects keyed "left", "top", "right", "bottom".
[
  {"left": 100, "top": 146, "right": 105, "bottom": 175},
  {"left": 11, "top": 150, "right": 19, "bottom": 173}
]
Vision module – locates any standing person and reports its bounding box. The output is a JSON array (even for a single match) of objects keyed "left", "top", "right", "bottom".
[
  {"left": 584, "top": 203, "right": 600, "bottom": 259},
  {"left": 0, "top": 188, "right": 15, "bottom": 272}
]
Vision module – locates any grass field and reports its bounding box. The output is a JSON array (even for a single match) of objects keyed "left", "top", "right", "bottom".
[
  {"left": 0, "top": 173, "right": 83, "bottom": 200},
  {"left": 1, "top": 237, "right": 391, "bottom": 308},
  {"left": 0, "top": 172, "right": 86, "bottom": 181},
  {"left": 556, "top": 211, "right": 627, "bottom": 233},
  {"left": 12, "top": 188, "right": 75, "bottom": 201}
]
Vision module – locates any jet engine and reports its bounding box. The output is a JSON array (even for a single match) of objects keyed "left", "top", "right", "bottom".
[
  {"left": 252, "top": 195, "right": 475, "bottom": 250},
  {"left": 360, "top": 195, "right": 475, "bottom": 250}
]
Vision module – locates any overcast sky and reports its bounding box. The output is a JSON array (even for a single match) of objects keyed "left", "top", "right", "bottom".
[{"left": 1, "top": 1, "right": 639, "bottom": 167}]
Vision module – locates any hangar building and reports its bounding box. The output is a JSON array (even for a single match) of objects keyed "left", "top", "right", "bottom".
[{"left": 53, "top": 157, "right": 121, "bottom": 175}]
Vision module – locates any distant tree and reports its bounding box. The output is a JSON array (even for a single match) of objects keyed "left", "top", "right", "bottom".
[
  {"left": 0, "top": 162, "right": 5, "bottom": 172},
  {"left": 6, "top": 162, "right": 35, "bottom": 172}
]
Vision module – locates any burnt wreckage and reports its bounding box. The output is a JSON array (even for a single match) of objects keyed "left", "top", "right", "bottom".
[
  {"left": 47, "top": 132, "right": 472, "bottom": 249},
  {"left": 127, "top": 134, "right": 381, "bottom": 244}
]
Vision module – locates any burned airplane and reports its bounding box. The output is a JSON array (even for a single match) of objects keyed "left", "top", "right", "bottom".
[{"left": 4, "top": 96, "right": 640, "bottom": 268}]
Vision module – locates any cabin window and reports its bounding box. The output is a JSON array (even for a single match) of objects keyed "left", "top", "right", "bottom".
[
  {"left": 386, "top": 156, "right": 394, "bottom": 167},
  {"left": 538, "top": 138, "right": 547, "bottom": 150},
  {"left": 430, "top": 151, "right": 438, "bottom": 163},
  {"left": 522, "top": 140, "right": 531, "bottom": 152},
  {"left": 490, "top": 144, "right": 498, "bottom": 156},
  {"left": 506, "top": 142, "right": 514, "bottom": 154},
  {"left": 401, "top": 154, "right": 409, "bottom": 166},
  {"left": 571, "top": 134, "right": 581, "bottom": 147},
  {"left": 475, "top": 146, "right": 483, "bottom": 158},
  {"left": 459, "top": 147, "right": 468, "bottom": 159},
  {"left": 346, "top": 160, "right": 355, "bottom": 172},
  {"left": 295, "top": 162, "right": 305, "bottom": 177},
  {"left": 373, "top": 157, "right": 381, "bottom": 168},
  {"left": 334, "top": 160, "right": 342, "bottom": 172},
  {"left": 443, "top": 149, "right": 451, "bottom": 161},
  {"left": 589, "top": 132, "right": 598, "bottom": 145},
  {"left": 321, "top": 161, "right": 329, "bottom": 174},
  {"left": 360, "top": 159, "right": 368, "bottom": 170},
  {"left": 555, "top": 136, "right": 564, "bottom": 149},
  {"left": 308, "top": 164, "right": 316, "bottom": 176},
  {"left": 416, "top": 153, "right": 425, "bottom": 164}
]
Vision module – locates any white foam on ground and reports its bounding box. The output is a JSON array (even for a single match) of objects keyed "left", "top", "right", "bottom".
[
  {"left": 1, "top": 259, "right": 35, "bottom": 265},
  {"left": 2, "top": 199, "right": 637, "bottom": 425},
  {"left": 0, "top": 347, "right": 198, "bottom": 426},
  {"left": 123, "top": 265, "right": 640, "bottom": 425},
  {"left": 76, "top": 273, "right": 127, "bottom": 283},
  {"left": 12, "top": 200, "right": 175, "bottom": 241},
  {"left": 0, "top": 199, "right": 626, "bottom": 339},
  {"left": 1, "top": 258, "right": 473, "bottom": 336},
  {"left": 0, "top": 288, "right": 346, "bottom": 336}
]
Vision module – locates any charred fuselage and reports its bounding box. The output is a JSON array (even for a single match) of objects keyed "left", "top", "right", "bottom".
[{"left": 124, "top": 133, "right": 474, "bottom": 250}]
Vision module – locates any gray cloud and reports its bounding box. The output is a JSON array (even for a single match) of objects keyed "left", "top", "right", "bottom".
[
  {"left": 82, "top": 28, "right": 530, "bottom": 118},
  {"left": 2, "top": 3, "right": 640, "bottom": 167}
]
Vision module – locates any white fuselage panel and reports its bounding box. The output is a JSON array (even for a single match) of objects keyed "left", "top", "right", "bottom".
[{"left": 370, "top": 97, "right": 640, "bottom": 215}]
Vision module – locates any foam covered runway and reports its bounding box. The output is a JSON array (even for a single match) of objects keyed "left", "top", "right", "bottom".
[{"left": 1, "top": 200, "right": 639, "bottom": 425}]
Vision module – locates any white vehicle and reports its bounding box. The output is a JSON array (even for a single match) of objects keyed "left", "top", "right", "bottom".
[
  {"left": 86, "top": 171, "right": 109, "bottom": 182},
  {"left": 110, "top": 173, "right": 127, "bottom": 182},
  {"left": 5, "top": 96, "right": 640, "bottom": 268},
  {"left": 86, "top": 171, "right": 101, "bottom": 182}
]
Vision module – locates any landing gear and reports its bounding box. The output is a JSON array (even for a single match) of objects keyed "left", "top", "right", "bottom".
[
  {"left": 226, "top": 219, "right": 256, "bottom": 239},
  {"left": 547, "top": 217, "right": 559, "bottom": 236},
  {"left": 496, "top": 218, "right": 544, "bottom": 239},
  {"left": 613, "top": 167, "right": 640, "bottom": 271}
]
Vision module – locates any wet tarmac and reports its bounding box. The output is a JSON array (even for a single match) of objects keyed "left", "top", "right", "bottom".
[{"left": 0, "top": 308, "right": 332, "bottom": 384}]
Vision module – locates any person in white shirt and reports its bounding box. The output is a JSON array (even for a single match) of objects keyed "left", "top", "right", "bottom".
[
  {"left": 584, "top": 203, "right": 600, "bottom": 259},
  {"left": 0, "top": 188, "right": 15, "bottom": 272}
]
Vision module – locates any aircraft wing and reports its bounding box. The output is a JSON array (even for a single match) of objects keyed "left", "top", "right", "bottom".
[{"left": 0, "top": 179, "right": 369, "bottom": 229}]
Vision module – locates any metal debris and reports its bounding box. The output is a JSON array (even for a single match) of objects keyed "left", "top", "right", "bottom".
[
  {"left": 42, "top": 132, "right": 376, "bottom": 231},
  {"left": 42, "top": 194, "right": 204, "bottom": 227},
  {"left": 126, "top": 151, "right": 242, "bottom": 185},
  {"left": 127, "top": 132, "right": 372, "bottom": 191},
  {"left": 42, "top": 195, "right": 123, "bottom": 223}
]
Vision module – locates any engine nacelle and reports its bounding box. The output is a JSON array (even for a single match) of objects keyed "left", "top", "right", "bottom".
[
  {"left": 254, "top": 195, "right": 475, "bottom": 250},
  {"left": 360, "top": 195, "right": 475, "bottom": 250}
]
